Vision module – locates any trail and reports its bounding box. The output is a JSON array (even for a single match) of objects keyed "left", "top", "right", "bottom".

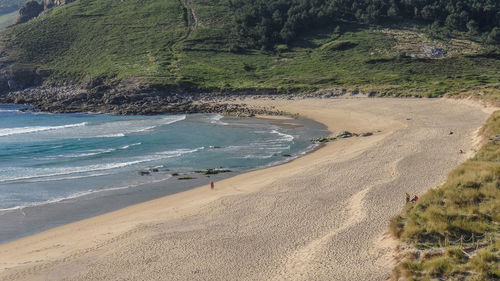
[
  {"left": 180, "top": 0, "right": 197, "bottom": 38},
  {"left": 162, "top": 0, "right": 198, "bottom": 82}
]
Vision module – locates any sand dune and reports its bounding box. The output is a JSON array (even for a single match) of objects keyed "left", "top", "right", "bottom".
[{"left": 0, "top": 98, "right": 492, "bottom": 281}]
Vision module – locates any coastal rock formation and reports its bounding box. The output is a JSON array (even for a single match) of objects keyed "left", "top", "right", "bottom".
[
  {"left": 15, "top": 1, "right": 44, "bottom": 24},
  {"left": 0, "top": 67, "right": 42, "bottom": 92},
  {"left": 0, "top": 83, "right": 289, "bottom": 116}
]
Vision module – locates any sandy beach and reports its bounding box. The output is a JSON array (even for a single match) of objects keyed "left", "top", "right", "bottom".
[{"left": 0, "top": 97, "right": 493, "bottom": 281}]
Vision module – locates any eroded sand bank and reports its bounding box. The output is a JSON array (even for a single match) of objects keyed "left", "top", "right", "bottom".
[{"left": 0, "top": 98, "right": 492, "bottom": 281}]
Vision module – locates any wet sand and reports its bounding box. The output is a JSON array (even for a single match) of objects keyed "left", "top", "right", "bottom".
[{"left": 0, "top": 98, "right": 493, "bottom": 281}]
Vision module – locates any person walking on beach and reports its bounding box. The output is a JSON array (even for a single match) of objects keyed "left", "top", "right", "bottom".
[
  {"left": 405, "top": 193, "right": 410, "bottom": 203},
  {"left": 410, "top": 195, "right": 418, "bottom": 202},
  {"left": 210, "top": 181, "right": 214, "bottom": 190}
]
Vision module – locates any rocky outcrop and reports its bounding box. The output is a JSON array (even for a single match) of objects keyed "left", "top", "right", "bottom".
[
  {"left": 0, "top": 66, "right": 42, "bottom": 93},
  {"left": 0, "top": 82, "right": 290, "bottom": 116},
  {"left": 43, "top": 0, "right": 76, "bottom": 9},
  {"left": 15, "top": 1, "right": 44, "bottom": 24}
]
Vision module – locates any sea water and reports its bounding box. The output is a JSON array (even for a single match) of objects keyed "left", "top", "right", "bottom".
[{"left": 0, "top": 104, "right": 327, "bottom": 213}]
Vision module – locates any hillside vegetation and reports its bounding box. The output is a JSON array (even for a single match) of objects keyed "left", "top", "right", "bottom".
[
  {"left": 0, "top": 0, "right": 498, "bottom": 98},
  {"left": 230, "top": 0, "right": 500, "bottom": 49}
]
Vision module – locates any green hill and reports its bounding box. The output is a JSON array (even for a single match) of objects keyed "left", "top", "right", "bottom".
[{"left": 0, "top": 0, "right": 498, "bottom": 98}]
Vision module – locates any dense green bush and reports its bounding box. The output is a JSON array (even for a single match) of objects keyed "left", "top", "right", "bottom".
[{"left": 229, "top": 0, "right": 500, "bottom": 48}]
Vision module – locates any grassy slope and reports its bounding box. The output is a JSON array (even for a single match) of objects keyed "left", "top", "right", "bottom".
[
  {"left": 0, "top": 0, "right": 498, "bottom": 98},
  {"left": 2, "top": 0, "right": 187, "bottom": 82},
  {"left": 391, "top": 111, "right": 500, "bottom": 280}
]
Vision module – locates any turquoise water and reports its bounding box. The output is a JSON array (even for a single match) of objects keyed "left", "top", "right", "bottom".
[{"left": 0, "top": 104, "right": 326, "bottom": 212}]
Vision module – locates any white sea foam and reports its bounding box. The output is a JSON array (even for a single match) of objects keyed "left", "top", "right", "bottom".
[
  {"left": 120, "top": 142, "right": 142, "bottom": 149},
  {"left": 14, "top": 172, "right": 115, "bottom": 183},
  {"left": 0, "top": 122, "right": 88, "bottom": 137},
  {"left": 270, "top": 130, "right": 294, "bottom": 142},
  {"left": 42, "top": 143, "right": 141, "bottom": 160},
  {"left": 240, "top": 154, "right": 275, "bottom": 159},
  {"left": 82, "top": 115, "right": 186, "bottom": 138},
  {"left": 0, "top": 176, "right": 171, "bottom": 213},
  {"left": 97, "top": 133, "right": 126, "bottom": 138},
  {"left": 59, "top": 148, "right": 117, "bottom": 158},
  {"left": 134, "top": 126, "right": 156, "bottom": 133},
  {"left": 209, "top": 114, "right": 229, "bottom": 125},
  {"left": 0, "top": 147, "right": 203, "bottom": 184}
]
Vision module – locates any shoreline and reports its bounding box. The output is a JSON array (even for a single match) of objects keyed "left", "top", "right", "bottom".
[
  {"left": 0, "top": 97, "right": 492, "bottom": 280},
  {"left": 0, "top": 112, "right": 327, "bottom": 244}
]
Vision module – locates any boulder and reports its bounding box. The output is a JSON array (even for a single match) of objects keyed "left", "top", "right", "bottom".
[
  {"left": 43, "top": 0, "right": 55, "bottom": 9},
  {"left": 15, "top": 1, "right": 44, "bottom": 24},
  {"left": 137, "top": 171, "right": 150, "bottom": 176},
  {"left": 44, "top": 0, "right": 76, "bottom": 9}
]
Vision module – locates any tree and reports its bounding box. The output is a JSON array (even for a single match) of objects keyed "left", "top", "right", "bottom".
[
  {"left": 466, "top": 20, "right": 479, "bottom": 35},
  {"left": 487, "top": 27, "right": 500, "bottom": 44}
]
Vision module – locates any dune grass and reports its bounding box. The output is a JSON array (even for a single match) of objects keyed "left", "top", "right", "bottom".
[{"left": 391, "top": 110, "right": 500, "bottom": 280}]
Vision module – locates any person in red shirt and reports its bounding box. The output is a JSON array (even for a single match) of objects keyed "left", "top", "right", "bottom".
[{"left": 410, "top": 195, "right": 418, "bottom": 202}]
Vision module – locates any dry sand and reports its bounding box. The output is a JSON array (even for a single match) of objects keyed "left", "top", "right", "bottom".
[{"left": 0, "top": 98, "right": 492, "bottom": 281}]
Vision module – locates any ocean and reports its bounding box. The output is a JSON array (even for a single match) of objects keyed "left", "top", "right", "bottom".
[{"left": 0, "top": 104, "right": 327, "bottom": 242}]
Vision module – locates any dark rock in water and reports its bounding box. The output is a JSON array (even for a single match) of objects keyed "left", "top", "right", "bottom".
[
  {"left": 282, "top": 154, "right": 292, "bottom": 157},
  {"left": 150, "top": 168, "right": 159, "bottom": 173},
  {"left": 137, "top": 171, "right": 150, "bottom": 176},
  {"left": 15, "top": 1, "right": 44, "bottom": 24},
  {"left": 171, "top": 172, "right": 179, "bottom": 176},
  {"left": 18, "top": 107, "right": 32, "bottom": 112},
  {"left": 336, "top": 131, "right": 353, "bottom": 138},
  {"left": 202, "top": 169, "right": 231, "bottom": 175}
]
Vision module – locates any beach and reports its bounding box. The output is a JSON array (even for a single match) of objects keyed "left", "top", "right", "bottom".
[{"left": 0, "top": 97, "right": 493, "bottom": 281}]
